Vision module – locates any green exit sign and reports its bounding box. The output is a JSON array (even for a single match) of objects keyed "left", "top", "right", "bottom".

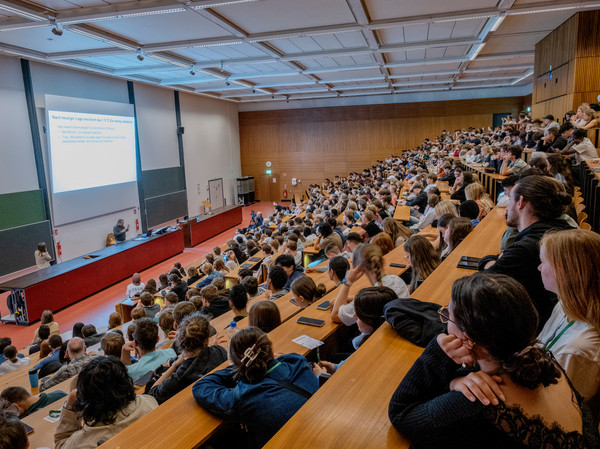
[{"left": 266, "top": 169, "right": 272, "bottom": 174}]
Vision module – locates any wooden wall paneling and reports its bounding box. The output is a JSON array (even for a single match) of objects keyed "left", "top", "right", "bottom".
[
  {"left": 572, "top": 57, "right": 600, "bottom": 94},
  {"left": 576, "top": 10, "right": 600, "bottom": 57}
]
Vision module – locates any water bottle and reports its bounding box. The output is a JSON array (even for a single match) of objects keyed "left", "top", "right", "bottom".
[{"left": 226, "top": 321, "right": 239, "bottom": 351}]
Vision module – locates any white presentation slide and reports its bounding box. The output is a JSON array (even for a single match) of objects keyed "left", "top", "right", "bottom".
[{"left": 47, "top": 110, "right": 137, "bottom": 193}]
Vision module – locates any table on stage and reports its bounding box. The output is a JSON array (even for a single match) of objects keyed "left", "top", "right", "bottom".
[
  {"left": 181, "top": 205, "right": 242, "bottom": 248},
  {"left": 0, "top": 229, "right": 184, "bottom": 324}
]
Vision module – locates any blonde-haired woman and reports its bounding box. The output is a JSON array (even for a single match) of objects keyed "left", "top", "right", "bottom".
[
  {"left": 403, "top": 235, "right": 440, "bottom": 292},
  {"left": 465, "top": 183, "right": 493, "bottom": 220},
  {"left": 538, "top": 229, "right": 600, "bottom": 415},
  {"left": 331, "top": 244, "right": 409, "bottom": 325}
]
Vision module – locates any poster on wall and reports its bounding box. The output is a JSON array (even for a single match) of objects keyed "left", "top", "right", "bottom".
[{"left": 208, "top": 178, "right": 224, "bottom": 210}]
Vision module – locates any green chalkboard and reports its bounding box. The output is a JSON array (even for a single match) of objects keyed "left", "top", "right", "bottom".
[
  {"left": 142, "top": 167, "right": 186, "bottom": 199},
  {"left": 0, "top": 190, "right": 46, "bottom": 231}
]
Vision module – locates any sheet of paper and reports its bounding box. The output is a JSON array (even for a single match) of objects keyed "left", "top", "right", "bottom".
[
  {"left": 44, "top": 413, "right": 60, "bottom": 423},
  {"left": 292, "top": 335, "right": 324, "bottom": 350}
]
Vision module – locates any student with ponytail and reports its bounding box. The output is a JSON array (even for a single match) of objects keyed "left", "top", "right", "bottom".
[
  {"left": 331, "top": 244, "right": 409, "bottom": 326},
  {"left": 192, "top": 327, "right": 318, "bottom": 448},
  {"left": 147, "top": 313, "right": 227, "bottom": 404},
  {"left": 290, "top": 276, "right": 327, "bottom": 308},
  {"left": 390, "top": 273, "right": 599, "bottom": 448}
]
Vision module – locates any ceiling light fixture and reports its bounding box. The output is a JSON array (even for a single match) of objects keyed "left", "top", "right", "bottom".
[
  {"left": 51, "top": 22, "right": 63, "bottom": 36},
  {"left": 137, "top": 48, "right": 144, "bottom": 61},
  {"left": 190, "top": 65, "right": 196, "bottom": 76}
]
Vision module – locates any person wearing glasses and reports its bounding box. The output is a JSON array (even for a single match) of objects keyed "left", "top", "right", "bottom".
[{"left": 388, "top": 273, "right": 599, "bottom": 448}]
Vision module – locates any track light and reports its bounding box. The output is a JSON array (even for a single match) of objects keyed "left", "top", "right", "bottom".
[
  {"left": 225, "top": 79, "right": 231, "bottom": 86},
  {"left": 190, "top": 65, "right": 196, "bottom": 76},
  {"left": 251, "top": 88, "right": 256, "bottom": 94},
  {"left": 51, "top": 24, "right": 62, "bottom": 36},
  {"left": 136, "top": 48, "right": 144, "bottom": 61}
]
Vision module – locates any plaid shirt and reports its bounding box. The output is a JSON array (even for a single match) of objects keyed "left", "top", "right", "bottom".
[{"left": 39, "top": 354, "right": 95, "bottom": 392}]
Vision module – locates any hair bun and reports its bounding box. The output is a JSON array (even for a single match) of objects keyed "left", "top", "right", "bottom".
[
  {"left": 502, "top": 346, "right": 560, "bottom": 389},
  {"left": 556, "top": 191, "right": 573, "bottom": 206}
]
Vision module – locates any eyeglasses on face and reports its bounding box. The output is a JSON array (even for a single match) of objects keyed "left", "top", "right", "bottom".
[{"left": 438, "top": 306, "right": 454, "bottom": 324}]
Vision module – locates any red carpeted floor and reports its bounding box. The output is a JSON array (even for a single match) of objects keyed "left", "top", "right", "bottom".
[{"left": 1, "top": 202, "right": 275, "bottom": 350}]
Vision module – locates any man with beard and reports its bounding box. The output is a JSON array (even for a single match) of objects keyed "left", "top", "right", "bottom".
[{"left": 482, "top": 175, "right": 573, "bottom": 329}]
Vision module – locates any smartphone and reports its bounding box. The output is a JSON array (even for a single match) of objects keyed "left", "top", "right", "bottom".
[
  {"left": 316, "top": 300, "right": 330, "bottom": 310},
  {"left": 460, "top": 256, "right": 481, "bottom": 263},
  {"left": 133, "top": 370, "right": 154, "bottom": 387},
  {"left": 297, "top": 316, "right": 326, "bottom": 327},
  {"left": 457, "top": 261, "right": 479, "bottom": 271},
  {"left": 22, "top": 422, "right": 34, "bottom": 435},
  {"left": 389, "top": 263, "right": 407, "bottom": 268}
]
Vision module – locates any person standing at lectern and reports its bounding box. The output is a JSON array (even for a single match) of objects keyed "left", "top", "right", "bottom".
[
  {"left": 113, "top": 219, "right": 129, "bottom": 243},
  {"left": 34, "top": 242, "right": 52, "bottom": 269}
]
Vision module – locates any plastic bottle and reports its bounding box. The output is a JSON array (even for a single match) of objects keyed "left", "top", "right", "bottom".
[{"left": 226, "top": 321, "right": 238, "bottom": 350}]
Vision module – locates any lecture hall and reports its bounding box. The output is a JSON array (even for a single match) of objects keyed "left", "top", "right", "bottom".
[{"left": 1, "top": 0, "right": 600, "bottom": 448}]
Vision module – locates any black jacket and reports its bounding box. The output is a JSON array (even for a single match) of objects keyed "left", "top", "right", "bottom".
[
  {"left": 439, "top": 172, "right": 456, "bottom": 187},
  {"left": 484, "top": 218, "right": 574, "bottom": 329},
  {"left": 200, "top": 297, "right": 231, "bottom": 320},
  {"left": 171, "top": 280, "right": 188, "bottom": 302},
  {"left": 406, "top": 191, "right": 428, "bottom": 214},
  {"left": 147, "top": 345, "right": 227, "bottom": 404}
]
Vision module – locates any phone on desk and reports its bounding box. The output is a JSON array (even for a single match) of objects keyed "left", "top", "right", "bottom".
[
  {"left": 460, "top": 256, "right": 481, "bottom": 263},
  {"left": 22, "top": 422, "right": 34, "bottom": 435},
  {"left": 457, "top": 260, "right": 479, "bottom": 270},
  {"left": 297, "top": 317, "right": 326, "bottom": 327},
  {"left": 316, "top": 300, "right": 330, "bottom": 310},
  {"left": 389, "top": 263, "right": 406, "bottom": 268}
]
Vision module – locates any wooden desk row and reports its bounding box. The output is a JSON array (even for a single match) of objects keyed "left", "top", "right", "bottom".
[{"left": 265, "top": 206, "right": 507, "bottom": 449}]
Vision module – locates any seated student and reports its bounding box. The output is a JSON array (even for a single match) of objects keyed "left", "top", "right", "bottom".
[
  {"left": 0, "top": 346, "right": 31, "bottom": 375},
  {"left": 1, "top": 386, "right": 67, "bottom": 417},
  {"left": 40, "top": 338, "right": 94, "bottom": 392},
  {"left": 82, "top": 325, "right": 105, "bottom": 347},
  {"left": 196, "top": 263, "right": 223, "bottom": 289},
  {"left": 126, "top": 273, "right": 145, "bottom": 298},
  {"left": 192, "top": 327, "right": 319, "bottom": 448},
  {"left": 389, "top": 273, "right": 600, "bottom": 448},
  {"left": 450, "top": 171, "right": 475, "bottom": 203},
  {"left": 213, "top": 258, "right": 229, "bottom": 276},
  {"left": 248, "top": 301, "right": 282, "bottom": 333},
  {"left": 108, "top": 312, "right": 122, "bottom": 330},
  {"left": 32, "top": 310, "right": 60, "bottom": 344},
  {"left": 465, "top": 183, "right": 493, "bottom": 220},
  {"left": 290, "top": 276, "right": 327, "bottom": 308},
  {"left": 411, "top": 193, "right": 440, "bottom": 232},
  {"left": 561, "top": 128, "right": 599, "bottom": 179},
  {"left": 242, "top": 275, "right": 266, "bottom": 299},
  {"left": 313, "top": 223, "right": 344, "bottom": 252},
  {"left": 266, "top": 266, "right": 289, "bottom": 301},
  {"left": 230, "top": 284, "right": 249, "bottom": 322},
  {"left": 54, "top": 356, "right": 158, "bottom": 449},
  {"left": 225, "top": 250, "right": 240, "bottom": 271},
  {"left": 33, "top": 334, "right": 63, "bottom": 376},
  {"left": 198, "top": 285, "right": 230, "bottom": 320},
  {"left": 499, "top": 145, "right": 527, "bottom": 176},
  {"left": 0, "top": 407, "right": 28, "bottom": 449},
  {"left": 361, "top": 210, "right": 381, "bottom": 238},
  {"left": 173, "top": 262, "right": 186, "bottom": 278},
  {"left": 157, "top": 273, "right": 170, "bottom": 291},
  {"left": 121, "top": 318, "right": 176, "bottom": 381},
  {"left": 186, "top": 266, "right": 201, "bottom": 285},
  {"left": 131, "top": 307, "right": 147, "bottom": 321},
  {"left": 459, "top": 200, "right": 481, "bottom": 227},
  {"left": 29, "top": 324, "right": 50, "bottom": 355},
  {"left": 403, "top": 184, "right": 428, "bottom": 219},
  {"left": 147, "top": 313, "right": 227, "bottom": 405},
  {"left": 332, "top": 244, "right": 410, "bottom": 326},
  {"left": 138, "top": 292, "right": 160, "bottom": 319},
  {"left": 403, "top": 235, "right": 441, "bottom": 293},
  {"left": 275, "top": 254, "right": 306, "bottom": 291},
  {"left": 169, "top": 274, "right": 188, "bottom": 302},
  {"left": 101, "top": 332, "right": 125, "bottom": 358},
  {"left": 315, "top": 286, "right": 397, "bottom": 376},
  {"left": 484, "top": 175, "right": 573, "bottom": 328},
  {"left": 441, "top": 217, "right": 473, "bottom": 260},
  {"left": 237, "top": 267, "right": 253, "bottom": 283},
  {"left": 285, "top": 240, "right": 303, "bottom": 267},
  {"left": 381, "top": 217, "right": 412, "bottom": 247},
  {"left": 537, "top": 229, "right": 600, "bottom": 416},
  {"left": 371, "top": 232, "right": 395, "bottom": 255},
  {"left": 0, "top": 338, "right": 25, "bottom": 366}
]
